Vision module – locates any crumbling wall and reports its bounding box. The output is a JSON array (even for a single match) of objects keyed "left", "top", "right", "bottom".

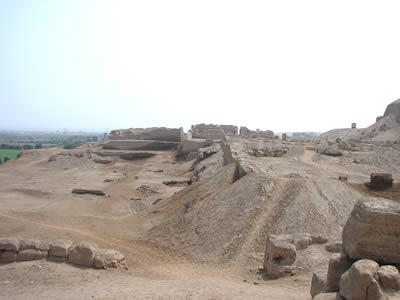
[
  {"left": 108, "top": 127, "right": 183, "bottom": 142},
  {"left": 239, "top": 126, "right": 274, "bottom": 139}
]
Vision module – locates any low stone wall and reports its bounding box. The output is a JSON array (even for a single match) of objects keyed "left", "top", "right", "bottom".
[
  {"left": 0, "top": 238, "right": 127, "bottom": 270},
  {"left": 108, "top": 127, "right": 183, "bottom": 142}
]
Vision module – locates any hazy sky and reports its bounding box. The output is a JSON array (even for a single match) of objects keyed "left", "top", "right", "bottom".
[{"left": 1, "top": 1, "right": 399, "bottom": 133}]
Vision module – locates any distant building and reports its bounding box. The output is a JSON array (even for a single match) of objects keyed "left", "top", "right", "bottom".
[
  {"left": 351, "top": 123, "right": 357, "bottom": 129},
  {"left": 282, "top": 133, "right": 287, "bottom": 141}
]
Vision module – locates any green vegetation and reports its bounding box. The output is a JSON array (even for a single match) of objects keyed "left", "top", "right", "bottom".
[{"left": 0, "top": 149, "right": 21, "bottom": 163}]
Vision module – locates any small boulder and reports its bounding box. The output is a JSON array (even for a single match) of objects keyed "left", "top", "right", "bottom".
[
  {"left": 264, "top": 234, "right": 297, "bottom": 279},
  {"left": 311, "top": 271, "right": 327, "bottom": 298},
  {"left": 68, "top": 241, "right": 97, "bottom": 267},
  {"left": 92, "top": 156, "right": 112, "bottom": 164},
  {"left": 378, "top": 265, "right": 400, "bottom": 290},
  {"left": 292, "top": 233, "right": 312, "bottom": 250},
  {"left": 0, "top": 238, "right": 19, "bottom": 251},
  {"left": 49, "top": 240, "right": 73, "bottom": 259},
  {"left": 311, "top": 235, "right": 329, "bottom": 244},
  {"left": 326, "top": 252, "right": 352, "bottom": 292},
  {"left": 17, "top": 249, "right": 48, "bottom": 261},
  {"left": 339, "top": 259, "right": 385, "bottom": 300},
  {"left": 326, "top": 242, "right": 342, "bottom": 253},
  {"left": 93, "top": 249, "right": 127, "bottom": 269},
  {"left": 324, "top": 149, "right": 343, "bottom": 157},
  {"left": 0, "top": 251, "right": 17, "bottom": 263}
]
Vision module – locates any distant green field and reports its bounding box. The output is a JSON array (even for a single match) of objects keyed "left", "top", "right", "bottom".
[{"left": 0, "top": 149, "right": 21, "bottom": 163}]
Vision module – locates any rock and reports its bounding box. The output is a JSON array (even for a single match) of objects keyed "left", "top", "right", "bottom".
[
  {"left": 292, "top": 233, "right": 312, "bottom": 250},
  {"left": 326, "top": 252, "right": 352, "bottom": 292},
  {"left": 48, "top": 155, "right": 57, "bottom": 162},
  {"left": 68, "top": 241, "right": 97, "bottom": 267},
  {"left": 339, "top": 259, "right": 386, "bottom": 300},
  {"left": 72, "top": 189, "right": 105, "bottom": 196},
  {"left": 378, "top": 265, "right": 400, "bottom": 290},
  {"left": 323, "top": 149, "right": 343, "bottom": 157},
  {"left": 17, "top": 249, "right": 48, "bottom": 261},
  {"left": 19, "top": 239, "right": 49, "bottom": 251},
  {"left": 311, "top": 235, "right": 329, "bottom": 244},
  {"left": 104, "top": 179, "right": 114, "bottom": 183},
  {"left": 311, "top": 271, "right": 327, "bottom": 298},
  {"left": 92, "top": 155, "right": 112, "bottom": 164},
  {"left": 49, "top": 240, "right": 73, "bottom": 259},
  {"left": 342, "top": 199, "right": 400, "bottom": 264},
  {"left": 93, "top": 249, "right": 127, "bottom": 269},
  {"left": 384, "top": 98, "right": 400, "bottom": 123},
  {"left": 0, "top": 251, "right": 17, "bottom": 263},
  {"left": 314, "top": 293, "right": 344, "bottom": 300},
  {"left": 264, "top": 234, "right": 297, "bottom": 279},
  {"left": 0, "top": 238, "right": 19, "bottom": 251},
  {"left": 338, "top": 176, "right": 348, "bottom": 182},
  {"left": 326, "top": 242, "right": 342, "bottom": 253}
]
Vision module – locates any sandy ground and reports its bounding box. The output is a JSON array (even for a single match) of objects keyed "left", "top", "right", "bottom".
[{"left": 1, "top": 141, "right": 400, "bottom": 299}]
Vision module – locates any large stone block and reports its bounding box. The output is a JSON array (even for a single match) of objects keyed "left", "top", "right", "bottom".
[
  {"left": 19, "top": 239, "right": 49, "bottom": 251},
  {"left": 68, "top": 241, "right": 97, "bottom": 267},
  {"left": 108, "top": 127, "right": 183, "bottom": 142},
  {"left": 49, "top": 240, "right": 73, "bottom": 259},
  {"left": 339, "top": 259, "right": 386, "bottom": 300},
  {"left": 342, "top": 199, "right": 400, "bottom": 264},
  {"left": 378, "top": 265, "right": 400, "bottom": 290},
  {"left": 17, "top": 249, "right": 48, "bottom": 261},
  {"left": 311, "top": 271, "right": 327, "bottom": 298},
  {"left": 0, "top": 238, "right": 19, "bottom": 251},
  {"left": 326, "top": 252, "right": 352, "bottom": 292},
  {"left": 0, "top": 251, "right": 17, "bottom": 263}
]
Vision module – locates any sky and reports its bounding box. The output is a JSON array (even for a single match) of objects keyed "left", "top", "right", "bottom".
[{"left": 0, "top": 1, "right": 399, "bottom": 133}]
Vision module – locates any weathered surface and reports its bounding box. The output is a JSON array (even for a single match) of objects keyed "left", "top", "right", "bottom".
[
  {"left": 384, "top": 98, "right": 400, "bottom": 123},
  {"left": 311, "top": 271, "right": 327, "bottom": 298},
  {"left": 17, "top": 249, "right": 48, "bottom": 261},
  {"left": 311, "top": 235, "right": 329, "bottom": 244},
  {"left": 93, "top": 249, "right": 127, "bottom": 269},
  {"left": 49, "top": 240, "right": 73, "bottom": 259},
  {"left": 118, "top": 152, "right": 155, "bottom": 161},
  {"left": 0, "top": 238, "right": 19, "bottom": 251},
  {"left": 264, "top": 234, "right": 297, "bottom": 279},
  {"left": 108, "top": 127, "right": 184, "bottom": 142},
  {"left": 68, "top": 241, "right": 97, "bottom": 267},
  {"left": 72, "top": 189, "right": 105, "bottom": 196},
  {"left": 19, "top": 239, "right": 49, "bottom": 251},
  {"left": 0, "top": 251, "right": 17, "bottom": 263},
  {"left": 325, "top": 241, "right": 342, "bottom": 253},
  {"left": 103, "top": 140, "right": 180, "bottom": 151},
  {"left": 339, "top": 259, "right": 386, "bottom": 300},
  {"left": 378, "top": 265, "right": 400, "bottom": 290},
  {"left": 326, "top": 252, "right": 352, "bottom": 292},
  {"left": 314, "top": 293, "right": 344, "bottom": 300},
  {"left": 342, "top": 199, "right": 400, "bottom": 264}
]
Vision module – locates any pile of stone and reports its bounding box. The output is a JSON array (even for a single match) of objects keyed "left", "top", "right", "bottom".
[
  {"left": 104, "top": 127, "right": 183, "bottom": 151},
  {"left": 311, "top": 198, "right": 400, "bottom": 299},
  {"left": 264, "top": 233, "right": 328, "bottom": 279},
  {"left": 0, "top": 238, "right": 127, "bottom": 270},
  {"left": 239, "top": 127, "right": 275, "bottom": 139},
  {"left": 317, "top": 141, "right": 343, "bottom": 157}
]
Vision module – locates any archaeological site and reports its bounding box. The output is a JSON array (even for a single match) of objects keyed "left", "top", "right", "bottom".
[{"left": 1, "top": 99, "right": 400, "bottom": 299}]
